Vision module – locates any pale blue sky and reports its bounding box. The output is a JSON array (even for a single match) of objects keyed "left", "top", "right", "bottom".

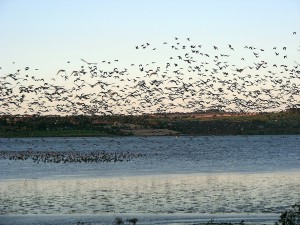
[{"left": 0, "top": 0, "right": 299, "bottom": 75}]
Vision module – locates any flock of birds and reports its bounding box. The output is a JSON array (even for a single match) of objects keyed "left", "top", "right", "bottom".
[
  {"left": 0, "top": 149, "right": 144, "bottom": 164},
  {"left": 0, "top": 136, "right": 150, "bottom": 164},
  {"left": 0, "top": 34, "right": 300, "bottom": 116}
]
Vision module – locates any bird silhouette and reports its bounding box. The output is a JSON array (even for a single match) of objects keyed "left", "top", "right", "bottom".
[{"left": 0, "top": 33, "right": 299, "bottom": 116}]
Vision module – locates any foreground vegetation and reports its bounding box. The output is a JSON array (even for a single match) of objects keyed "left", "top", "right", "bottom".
[
  {"left": 89, "top": 204, "right": 300, "bottom": 225},
  {"left": 0, "top": 109, "right": 300, "bottom": 137},
  {"left": 75, "top": 204, "right": 300, "bottom": 224}
]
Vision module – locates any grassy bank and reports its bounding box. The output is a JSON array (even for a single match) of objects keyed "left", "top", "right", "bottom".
[
  {"left": 0, "top": 110, "right": 300, "bottom": 137},
  {"left": 0, "top": 129, "right": 113, "bottom": 138}
]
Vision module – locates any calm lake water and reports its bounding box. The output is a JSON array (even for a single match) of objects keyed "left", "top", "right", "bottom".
[{"left": 0, "top": 135, "right": 300, "bottom": 224}]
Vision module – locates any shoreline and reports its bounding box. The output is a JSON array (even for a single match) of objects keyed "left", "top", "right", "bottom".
[
  {"left": 0, "top": 213, "right": 280, "bottom": 225},
  {"left": 1, "top": 168, "right": 300, "bottom": 182},
  {"left": 1, "top": 133, "right": 300, "bottom": 139}
]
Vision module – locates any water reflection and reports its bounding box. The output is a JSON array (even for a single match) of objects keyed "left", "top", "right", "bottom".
[{"left": 1, "top": 171, "right": 299, "bottom": 215}]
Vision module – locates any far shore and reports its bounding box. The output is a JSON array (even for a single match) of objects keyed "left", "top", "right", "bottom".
[{"left": 1, "top": 110, "right": 300, "bottom": 137}]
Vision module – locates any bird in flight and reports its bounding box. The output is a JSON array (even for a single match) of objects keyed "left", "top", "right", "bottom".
[
  {"left": 2, "top": 32, "right": 300, "bottom": 116},
  {"left": 81, "top": 59, "right": 97, "bottom": 65},
  {"left": 56, "top": 69, "right": 66, "bottom": 76}
]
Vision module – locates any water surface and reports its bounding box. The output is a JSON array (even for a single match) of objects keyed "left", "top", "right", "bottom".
[{"left": 0, "top": 135, "right": 300, "bottom": 224}]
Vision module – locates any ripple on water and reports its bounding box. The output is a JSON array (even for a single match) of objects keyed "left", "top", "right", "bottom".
[{"left": 0, "top": 171, "right": 299, "bottom": 215}]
